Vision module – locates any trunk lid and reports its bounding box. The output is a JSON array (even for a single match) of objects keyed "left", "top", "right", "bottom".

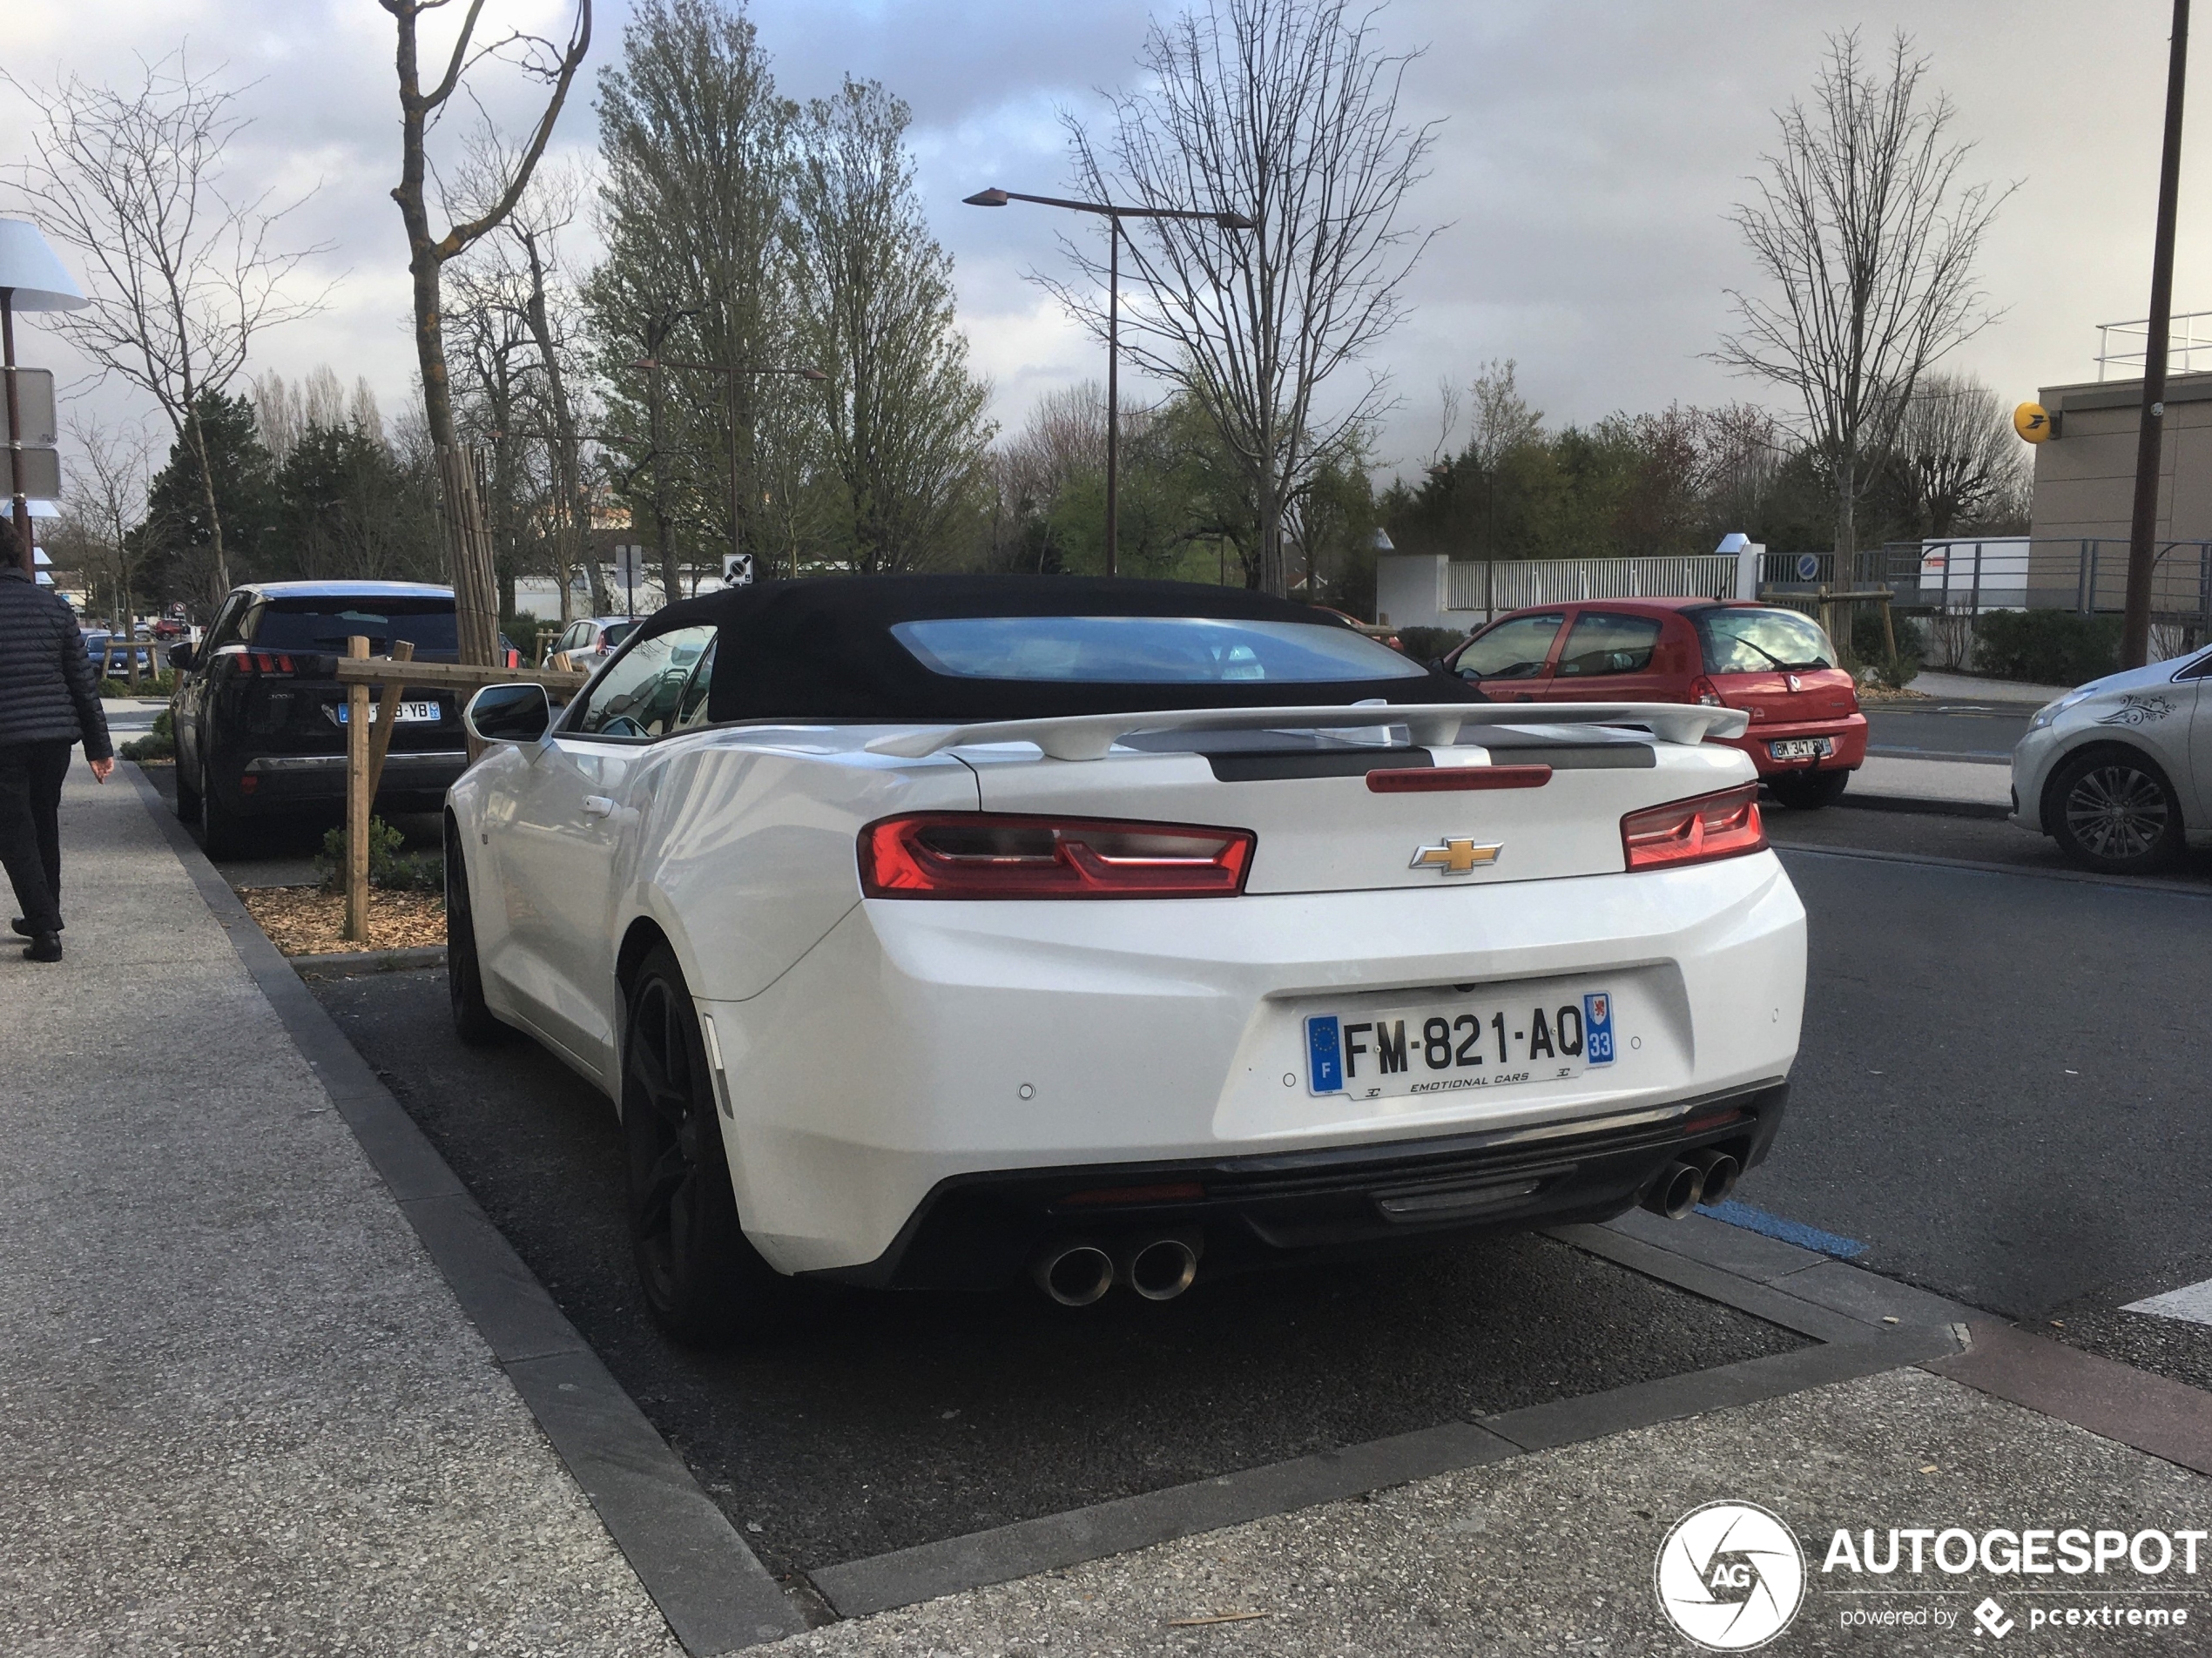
[
  {"left": 1705, "top": 665, "right": 1858, "bottom": 727},
  {"left": 957, "top": 725, "right": 1755, "bottom": 894}
]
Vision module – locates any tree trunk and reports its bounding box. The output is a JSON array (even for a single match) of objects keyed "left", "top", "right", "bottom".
[
  {"left": 183, "top": 404, "right": 232, "bottom": 601},
  {"left": 1831, "top": 450, "right": 1858, "bottom": 653},
  {"left": 1255, "top": 465, "right": 1286, "bottom": 596},
  {"left": 437, "top": 446, "right": 501, "bottom": 667}
]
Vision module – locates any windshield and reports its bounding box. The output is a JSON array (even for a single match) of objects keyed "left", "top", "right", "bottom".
[
  {"left": 249, "top": 600, "right": 459, "bottom": 655},
  {"left": 890, "top": 615, "right": 1424, "bottom": 684},
  {"left": 1696, "top": 607, "right": 1836, "bottom": 674}
]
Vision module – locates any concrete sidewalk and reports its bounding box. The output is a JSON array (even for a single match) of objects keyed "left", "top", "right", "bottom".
[
  {"left": 0, "top": 764, "right": 682, "bottom": 1654},
  {"left": 13, "top": 763, "right": 2212, "bottom": 1656}
]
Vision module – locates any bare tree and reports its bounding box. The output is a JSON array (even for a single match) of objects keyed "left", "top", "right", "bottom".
[
  {"left": 61, "top": 418, "right": 159, "bottom": 681},
  {"left": 1055, "top": 0, "right": 1440, "bottom": 595},
  {"left": 1885, "top": 372, "right": 2029, "bottom": 537},
  {"left": 1715, "top": 30, "right": 2013, "bottom": 570},
  {"left": 7, "top": 51, "right": 328, "bottom": 601},
  {"left": 384, "top": 0, "right": 590, "bottom": 665}
]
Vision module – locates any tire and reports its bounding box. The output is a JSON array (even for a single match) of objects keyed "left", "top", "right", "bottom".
[
  {"left": 198, "top": 766, "right": 253, "bottom": 859},
  {"left": 174, "top": 758, "right": 202, "bottom": 824},
  {"left": 1765, "top": 769, "right": 1851, "bottom": 812},
  {"left": 2047, "top": 748, "right": 2183, "bottom": 874},
  {"left": 622, "top": 945, "right": 782, "bottom": 1346},
  {"left": 444, "top": 819, "right": 507, "bottom": 1047}
]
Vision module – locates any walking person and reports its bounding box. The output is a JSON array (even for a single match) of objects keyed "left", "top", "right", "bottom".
[{"left": 0, "top": 518, "right": 114, "bottom": 962}]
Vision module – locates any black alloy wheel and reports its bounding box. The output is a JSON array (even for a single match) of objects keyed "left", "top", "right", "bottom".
[
  {"left": 197, "top": 762, "right": 252, "bottom": 859},
  {"left": 1765, "top": 769, "right": 1851, "bottom": 812},
  {"left": 2049, "top": 749, "right": 2182, "bottom": 874},
  {"left": 444, "top": 819, "right": 506, "bottom": 1046},
  {"left": 622, "top": 945, "right": 780, "bottom": 1346}
]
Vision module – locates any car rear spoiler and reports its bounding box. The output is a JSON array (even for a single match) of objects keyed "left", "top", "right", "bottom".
[{"left": 863, "top": 702, "right": 1751, "bottom": 763}]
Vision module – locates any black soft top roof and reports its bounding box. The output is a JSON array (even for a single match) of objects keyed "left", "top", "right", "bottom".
[{"left": 634, "top": 575, "right": 1483, "bottom": 724}]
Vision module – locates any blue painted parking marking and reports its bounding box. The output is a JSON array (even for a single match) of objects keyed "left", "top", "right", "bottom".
[
  {"left": 1696, "top": 1196, "right": 1867, "bottom": 1260},
  {"left": 1305, "top": 1015, "right": 1343, "bottom": 1095}
]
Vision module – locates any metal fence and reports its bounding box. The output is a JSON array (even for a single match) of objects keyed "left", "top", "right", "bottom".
[{"left": 1444, "top": 554, "right": 1738, "bottom": 613}]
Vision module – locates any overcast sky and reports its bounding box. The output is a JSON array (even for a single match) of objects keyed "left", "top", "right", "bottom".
[{"left": 4, "top": 0, "right": 2208, "bottom": 488}]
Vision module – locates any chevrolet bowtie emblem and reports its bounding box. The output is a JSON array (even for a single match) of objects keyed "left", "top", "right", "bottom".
[{"left": 1410, "top": 837, "right": 1502, "bottom": 875}]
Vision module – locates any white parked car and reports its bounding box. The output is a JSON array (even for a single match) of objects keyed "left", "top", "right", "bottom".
[
  {"left": 2010, "top": 643, "right": 2212, "bottom": 873},
  {"left": 447, "top": 577, "right": 1807, "bottom": 1344}
]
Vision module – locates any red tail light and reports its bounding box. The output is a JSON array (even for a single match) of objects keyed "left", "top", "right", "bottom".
[
  {"left": 1690, "top": 675, "right": 1724, "bottom": 707},
  {"left": 233, "top": 652, "right": 297, "bottom": 676},
  {"left": 860, "top": 813, "right": 1254, "bottom": 899},
  {"left": 1621, "top": 785, "right": 1765, "bottom": 871}
]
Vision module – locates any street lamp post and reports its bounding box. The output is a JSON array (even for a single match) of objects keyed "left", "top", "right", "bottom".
[
  {"left": 633, "top": 358, "right": 828, "bottom": 586},
  {"left": 964, "top": 187, "right": 1253, "bottom": 576}
]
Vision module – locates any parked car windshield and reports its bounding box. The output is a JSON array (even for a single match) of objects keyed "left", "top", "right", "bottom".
[
  {"left": 248, "top": 600, "right": 460, "bottom": 655},
  {"left": 889, "top": 615, "right": 1425, "bottom": 683},
  {"left": 1696, "top": 607, "right": 1836, "bottom": 674}
]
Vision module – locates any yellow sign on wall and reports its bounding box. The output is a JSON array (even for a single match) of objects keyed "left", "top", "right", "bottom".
[{"left": 2013, "top": 401, "right": 2057, "bottom": 442}]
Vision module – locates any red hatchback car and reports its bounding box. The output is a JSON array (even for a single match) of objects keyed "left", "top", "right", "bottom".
[{"left": 1441, "top": 598, "right": 1867, "bottom": 809}]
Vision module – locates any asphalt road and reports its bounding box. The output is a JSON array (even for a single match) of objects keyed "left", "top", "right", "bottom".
[
  {"left": 306, "top": 965, "right": 1803, "bottom": 1578},
  {"left": 1766, "top": 798, "right": 2212, "bottom": 890},
  {"left": 1739, "top": 845, "right": 2212, "bottom": 1327}
]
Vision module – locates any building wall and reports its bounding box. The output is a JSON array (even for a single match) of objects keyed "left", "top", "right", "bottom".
[{"left": 2031, "top": 370, "right": 2212, "bottom": 546}]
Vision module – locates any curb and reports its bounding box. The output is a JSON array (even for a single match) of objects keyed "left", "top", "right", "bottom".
[
  {"left": 289, "top": 944, "right": 447, "bottom": 976},
  {"left": 1828, "top": 792, "right": 2010, "bottom": 821},
  {"left": 123, "top": 766, "right": 807, "bottom": 1655}
]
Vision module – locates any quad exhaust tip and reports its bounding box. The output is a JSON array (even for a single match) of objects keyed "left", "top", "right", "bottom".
[
  {"left": 1122, "top": 1237, "right": 1200, "bottom": 1302},
  {"left": 1033, "top": 1243, "right": 1115, "bottom": 1307},
  {"left": 1643, "top": 1160, "right": 1705, "bottom": 1221},
  {"left": 1033, "top": 1234, "right": 1204, "bottom": 1304},
  {"left": 1692, "top": 1149, "right": 1741, "bottom": 1208}
]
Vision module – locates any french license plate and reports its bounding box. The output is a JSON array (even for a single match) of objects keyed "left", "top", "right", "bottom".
[
  {"left": 1305, "top": 989, "right": 1616, "bottom": 1101},
  {"left": 1769, "top": 737, "right": 1833, "bottom": 761},
  {"left": 336, "top": 699, "right": 440, "bottom": 724}
]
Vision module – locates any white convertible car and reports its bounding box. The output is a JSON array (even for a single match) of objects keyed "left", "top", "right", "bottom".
[
  {"left": 2009, "top": 641, "right": 2212, "bottom": 873},
  {"left": 448, "top": 577, "right": 1806, "bottom": 1343}
]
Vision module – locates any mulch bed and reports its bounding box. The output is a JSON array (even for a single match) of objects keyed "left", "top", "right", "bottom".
[
  {"left": 1857, "top": 684, "right": 1933, "bottom": 704},
  {"left": 237, "top": 885, "right": 447, "bottom": 956}
]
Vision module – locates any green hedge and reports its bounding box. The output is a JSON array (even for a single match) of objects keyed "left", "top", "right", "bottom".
[
  {"left": 1973, "top": 611, "right": 2122, "bottom": 686},
  {"left": 1395, "top": 625, "right": 1469, "bottom": 665}
]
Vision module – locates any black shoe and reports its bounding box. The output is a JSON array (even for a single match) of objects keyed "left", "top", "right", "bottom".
[{"left": 23, "top": 933, "right": 62, "bottom": 962}]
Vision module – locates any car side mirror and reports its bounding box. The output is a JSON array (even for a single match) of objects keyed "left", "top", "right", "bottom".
[
  {"left": 166, "top": 643, "right": 194, "bottom": 672},
  {"left": 464, "top": 681, "right": 552, "bottom": 745}
]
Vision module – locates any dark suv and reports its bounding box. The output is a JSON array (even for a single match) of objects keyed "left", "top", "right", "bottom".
[{"left": 169, "top": 582, "right": 472, "bottom": 855}]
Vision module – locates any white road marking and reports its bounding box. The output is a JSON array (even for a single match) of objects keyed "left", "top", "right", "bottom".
[{"left": 2122, "top": 1277, "right": 2212, "bottom": 1327}]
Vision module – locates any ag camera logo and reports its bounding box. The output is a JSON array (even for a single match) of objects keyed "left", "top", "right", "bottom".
[{"left": 1656, "top": 1501, "right": 1807, "bottom": 1650}]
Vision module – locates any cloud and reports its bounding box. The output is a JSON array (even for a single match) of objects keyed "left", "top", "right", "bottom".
[{"left": 4, "top": 0, "right": 2207, "bottom": 495}]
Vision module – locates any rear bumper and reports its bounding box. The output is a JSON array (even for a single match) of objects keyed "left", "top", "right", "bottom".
[
  {"left": 218, "top": 749, "right": 469, "bottom": 813},
  {"left": 808, "top": 1081, "right": 1790, "bottom": 1289},
  {"left": 698, "top": 851, "right": 1807, "bottom": 1276},
  {"left": 1712, "top": 713, "right": 1868, "bottom": 777}
]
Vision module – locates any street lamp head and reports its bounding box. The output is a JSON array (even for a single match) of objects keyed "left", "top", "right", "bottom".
[
  {"left": 963, "top": 188, "right": 1011, "bottom": 207},
  {"left": 799, "top": 367, "right": 830, "bottom": 381},
  {"left": 1216, "top": 212, "right": 1258, "bottom": 231},
  {"left": 629, "top": 357, "right": 658, "bottom": 371}
]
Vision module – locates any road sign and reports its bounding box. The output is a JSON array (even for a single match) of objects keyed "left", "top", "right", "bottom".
[
  {"left": 1795, "top": 553, "right": 1821, "bottom": 581},
  {"left": 722, "top": 552, "right": 754, "bottom": 586},
  {"left": 0, "top": 446, "right": 62, "bottom": 499},
  {"left": 2013, "top": 401, "right": 2057, "bottom": 443},
  {"left": 3, "top": 367, "right": 57, "bottom": 447}
]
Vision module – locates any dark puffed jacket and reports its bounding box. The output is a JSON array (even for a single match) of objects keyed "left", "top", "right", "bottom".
[{"left": 0, "top": 565, "right": 113, "bottom": 759}]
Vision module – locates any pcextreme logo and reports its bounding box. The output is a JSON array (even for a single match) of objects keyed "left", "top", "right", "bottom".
[{"left": 1656, "top": 1501, "right": 1807, "bottom": 1651}]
